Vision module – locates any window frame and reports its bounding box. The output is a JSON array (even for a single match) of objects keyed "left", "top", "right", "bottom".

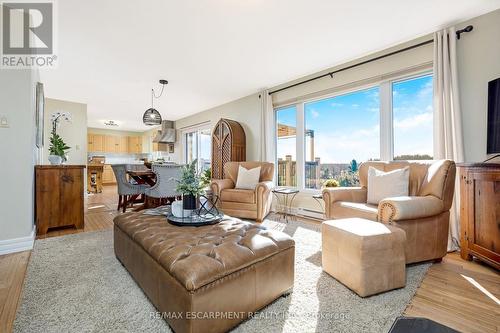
[
  {"left": 273, "top": 70, "right": 433, "bottom": 192},
  {"left": 181, "top": 122, "right": 212, "bottom": 171}
]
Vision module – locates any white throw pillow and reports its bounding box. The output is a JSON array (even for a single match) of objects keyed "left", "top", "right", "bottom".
[
  {"left": 235, "top": 165, "right": 261, "bottom": 190},
  {"left": 367, "top": 166, "right": 409, "bottom": 205}
]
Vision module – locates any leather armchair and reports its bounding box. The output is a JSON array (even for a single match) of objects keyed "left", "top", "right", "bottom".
[
  {"left": 210, "top": 161, "right": 274, "bottom": 222},
  {"left": 322, "top": 160, "right": 456, "bottom": 264}
]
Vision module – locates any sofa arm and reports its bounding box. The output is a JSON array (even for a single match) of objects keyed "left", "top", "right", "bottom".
[
  {"left": 256, "top": 181, "right": 274, "bottom": 222},
  {"left": 210, "top": 179, "right": 234, "bottom": 197},
  {"left": 378, "top": 196, "right": 444, "bottom": 223},
  {"left": 322, "top": 187, "right": 367, "bottom": 204},
  {"left": 256, "top": 181, "right": 274, "bottom": 194}
]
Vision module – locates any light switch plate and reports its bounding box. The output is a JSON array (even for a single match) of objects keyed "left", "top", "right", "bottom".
[{"left": 0, "top": 115, "right": 9, "bottom": 128}]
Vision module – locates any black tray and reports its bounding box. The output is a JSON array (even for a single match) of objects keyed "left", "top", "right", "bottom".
[{"left": 166, "top": 212, "right": 224, "bottom": 227}]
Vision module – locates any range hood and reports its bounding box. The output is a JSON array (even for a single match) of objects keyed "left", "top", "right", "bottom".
[{"left": 152, "top": 120, "right": 176, "bottom": 143}]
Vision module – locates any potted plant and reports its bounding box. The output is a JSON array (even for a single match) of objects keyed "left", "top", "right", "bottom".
[
  {"left": 48, "top": 112, "right": 71, "bottom": 165},
  {"left": 174, "top": 159, "right": 205, "bottom": 211}
]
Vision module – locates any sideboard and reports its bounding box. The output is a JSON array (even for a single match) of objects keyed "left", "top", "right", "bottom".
[
  {"left": 458, "top": 163, "right": 500, "bottom": 270},
  {"left": 35, "top": 165, "right": 85, "bottom": 235}
]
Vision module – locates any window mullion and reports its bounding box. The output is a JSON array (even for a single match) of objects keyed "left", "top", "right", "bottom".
[
  {"left": 380, "top": 81, "right": 393, "bottom": 161},
  {"left": 296, "top": 103, "right": 305, "bottom": 189}
]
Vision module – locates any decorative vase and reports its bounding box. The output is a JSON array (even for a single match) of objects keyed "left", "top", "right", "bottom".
[
  {"left": 171, "top": 200, "right": 183, "bottom": 218},
  {"left": 182, "top": 194, "right": 197, "bottom": 210},
  {"left": 48, "top": 155, "right": 63, "bottom": 165}
]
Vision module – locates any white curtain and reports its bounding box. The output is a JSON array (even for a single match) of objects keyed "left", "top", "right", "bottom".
[
  {"left": 259, "top": 89, "right": 275, "bottom": 163},
  {"left": 433, "top": 27, "right": 465, "bottom": 251}
]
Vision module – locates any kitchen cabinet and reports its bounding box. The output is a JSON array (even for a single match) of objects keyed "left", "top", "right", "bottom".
[
  {"left": 87, "top": 134, "right": 104, "bottom": 152},
  {"left": 128, "top": 136, "right": 143, "bottom": 154},
  {"left": 102, "top": 164, "right": 116, "bottom": 184},
  {"left": 104, "top": 135, "right": 128, "bottom": 153}
]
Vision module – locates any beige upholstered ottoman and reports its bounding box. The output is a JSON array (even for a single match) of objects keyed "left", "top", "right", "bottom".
[{"left": 321, "top": 218, "right": 406, "bottom": 297}]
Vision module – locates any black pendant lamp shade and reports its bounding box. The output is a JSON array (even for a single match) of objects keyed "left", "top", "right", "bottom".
[
  {"left": 143, "top": 108, "right": 162, "bottom": 125},
  {"left": 143, "top": 79, "right": 168, "bottom": 126}
]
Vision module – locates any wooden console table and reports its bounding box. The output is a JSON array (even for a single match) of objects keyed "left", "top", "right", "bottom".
[
  {"left": 458, "top": 163, "right": 500, "bottom": 270},
  {"left": 35, "top": 165, "right": 85, "bottom": 235}
]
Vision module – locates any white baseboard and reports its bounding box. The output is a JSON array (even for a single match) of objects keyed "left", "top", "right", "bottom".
[{"left": 0, "top": 226, "right": 35, "bottom": 256}]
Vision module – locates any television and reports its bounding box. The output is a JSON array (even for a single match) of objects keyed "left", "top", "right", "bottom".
[{"left": 487, "top": 77, "right": 500, "bottom": 154}]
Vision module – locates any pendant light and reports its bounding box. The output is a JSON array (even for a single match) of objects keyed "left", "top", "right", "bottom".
[{"left": 143, "top": 79, "right": 168, "bottom": 126}]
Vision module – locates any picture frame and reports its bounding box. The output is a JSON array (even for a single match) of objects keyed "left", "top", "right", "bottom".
[{"left": 35, "top": 82, "right": 45, "bottom": 148}]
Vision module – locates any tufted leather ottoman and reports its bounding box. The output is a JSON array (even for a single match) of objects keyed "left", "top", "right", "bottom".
[{"left": 113, "top": 213, "right": 295, "bottom": 333}]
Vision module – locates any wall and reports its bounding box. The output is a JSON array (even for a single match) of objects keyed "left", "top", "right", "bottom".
[
  {"left": 0, "top": 68, "right": 38, "bottom": 250},
  {"left": 174, "top": 93, "right": 262, "bottom": 162},
  {"left": 456, "top": 9, "right": 500, "bottom": 162},
  {"left": 44, "top": 98, "right": 88, "bottom": 165}
]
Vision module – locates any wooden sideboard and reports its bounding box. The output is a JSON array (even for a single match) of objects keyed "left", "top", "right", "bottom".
[
  {"left": 458, "top": 163, "right": 500, "bottom": 270},
  {"left": 35, "top": 165, "right": 85, "bottom": 235}
]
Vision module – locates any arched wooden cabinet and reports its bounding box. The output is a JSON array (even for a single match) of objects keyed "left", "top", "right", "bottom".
[{"left": 211, "top": 118, "right": 246, "bottom": 179}]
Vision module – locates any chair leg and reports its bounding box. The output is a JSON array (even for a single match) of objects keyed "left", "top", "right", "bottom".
[
  {"left": 117, "top": 195, "right": 122, "bottom": 211},
  {"left": 122, "top": 195, "right": 128, "bottom": 213}
]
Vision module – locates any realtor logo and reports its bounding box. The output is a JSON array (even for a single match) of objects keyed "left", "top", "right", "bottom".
[{"left": 1, "top": 1, "right": 57, "bottom": 68}]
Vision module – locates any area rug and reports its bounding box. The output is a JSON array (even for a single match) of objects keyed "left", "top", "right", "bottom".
[{"left": 14, "top": 219, "right": 430, "bottom": 333}]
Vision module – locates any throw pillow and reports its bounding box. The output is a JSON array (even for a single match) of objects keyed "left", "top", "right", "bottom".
[
  {"left": 367, "top": 166, "right": 409, "bottom": 205},
  {"left": 235, "top": 165, "right": 261, "bottom": 190}
]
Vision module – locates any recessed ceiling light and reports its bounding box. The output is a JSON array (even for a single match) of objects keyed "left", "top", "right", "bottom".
[{"left": 104, "top": 120, "right": 119, "bottom": 126}]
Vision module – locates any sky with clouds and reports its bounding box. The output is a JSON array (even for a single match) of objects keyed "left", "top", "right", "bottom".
[{"left": 277, "top": 75, "right": 433, "bottom": 163}]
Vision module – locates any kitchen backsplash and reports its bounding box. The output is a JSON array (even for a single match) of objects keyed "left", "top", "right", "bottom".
[{"left": 88, "top": 152, "right": 177, "bottom": 164}]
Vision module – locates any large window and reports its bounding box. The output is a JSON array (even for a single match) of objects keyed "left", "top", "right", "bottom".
[
  {"left": 275, "top": 73, "right": 433, "bottom": 190},
  {"left": 276, "top": 106, "right": 297, "bottom": 187},
  {"left": 304, "top": 87, "right": 380, "bottom": 189},
  {"left": 184, "top": 126, "right": 211, "bottom": 171},
  {"left": 392, "top": 75, "right": 433, "bottom": 160}
]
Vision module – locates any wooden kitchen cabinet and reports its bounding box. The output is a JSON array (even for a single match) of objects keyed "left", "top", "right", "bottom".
[
  {"left": 128, "top": 136, "right": 142, "bottom": 153},
  {"left": 458, "top": 163, "right": 500, "bottom": 270},
  {"left": 104, "top": 135, "right": 117, "bottom": 152},
  {"left": 35, "top": 165, "right": 85, "bottom": 235},
  {"left": 102, "top": 164, "right": 116, "bottom": 184},
  {"left": 87, "top": 134, "right": 104, "bottom": 152}
]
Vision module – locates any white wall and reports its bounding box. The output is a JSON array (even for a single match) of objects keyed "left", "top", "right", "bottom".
[
  {"left": 456, "top": 9, "right": 500, "bottom": 162},
  {"left": 174, "top": 93, "right": 262, "bottom": 162},
  {"left": 44, "top": 98, "right": 88, "bottom": 165},
  {"left": 0, "top": 69, "right": 38, "bottom": 246}
]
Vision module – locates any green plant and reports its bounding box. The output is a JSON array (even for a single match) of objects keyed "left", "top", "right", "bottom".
[
  {"left": 200, "top": 168, "right": 212, "bottom": 188},
  {"left": 323, "top": 179, "right": 339, "bottom": 188},
  {"left": 49, "top": 131, "right": 70, "bottom": 161},
  {"left": 174, "top": 159, "right": 205, "bottom": 196},
  {"left": 349, "top": 159, "right": 358, "bottom": 173},
  {"left": 49, "top": 112, "right": 71, "bottom": 161}
]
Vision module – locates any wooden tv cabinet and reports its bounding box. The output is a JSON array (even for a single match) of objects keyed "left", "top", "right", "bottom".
[{"left": 458, "top": 163, "right": 500, "bottom": 270}]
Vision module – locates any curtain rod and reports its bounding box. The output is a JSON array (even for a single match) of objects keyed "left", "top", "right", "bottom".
[{"left": 268, "top": 25, "right": 473, "bottom": 96}]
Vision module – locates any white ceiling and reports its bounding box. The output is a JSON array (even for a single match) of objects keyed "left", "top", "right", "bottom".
[{"left": 40, "top": 0, "right": 500, "bottom": 131}]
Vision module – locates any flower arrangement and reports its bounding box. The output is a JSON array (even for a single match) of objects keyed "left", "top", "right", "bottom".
[
  {"left": 48, "top": 112, "right": 71, "bottom": 164},
  {"left": 323, "top": 179, "right": 340, "bottom": 188}
]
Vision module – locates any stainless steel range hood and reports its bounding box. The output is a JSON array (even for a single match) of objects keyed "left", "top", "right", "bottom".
[{"left": 152, "top": 120, "right": 176, "bottom": 143}]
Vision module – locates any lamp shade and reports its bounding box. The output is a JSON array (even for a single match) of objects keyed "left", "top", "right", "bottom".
[{"left": 143, "top": 108, "right": 162, "bottom": 126}]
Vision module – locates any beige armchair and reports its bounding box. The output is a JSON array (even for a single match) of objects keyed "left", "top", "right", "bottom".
[
  {"left": 210, "top": 162, "right": 274, "bottom": 222},
  {"left": 322, "top": 160, "right": 456, "bottom": 264}
]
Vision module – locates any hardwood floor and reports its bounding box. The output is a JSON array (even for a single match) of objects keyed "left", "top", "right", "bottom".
[
  {"left": 405, "top": 252, "right": 500, "bottom": 333},
  {"left": 0, "top": 186, "right": 499, "bottom": 332}
]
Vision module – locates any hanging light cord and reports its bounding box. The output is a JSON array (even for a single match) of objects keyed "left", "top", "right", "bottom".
[{"left": 150, "top": 82, "right": 166, "bottom": 108}]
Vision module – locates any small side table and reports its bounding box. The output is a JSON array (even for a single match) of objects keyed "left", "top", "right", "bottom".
[
  {"left": 272, "top": 188, "right": 299, "bottom": 223},
  {"left": 312, "top": 193, "right": 325, "bottom": 218}
]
